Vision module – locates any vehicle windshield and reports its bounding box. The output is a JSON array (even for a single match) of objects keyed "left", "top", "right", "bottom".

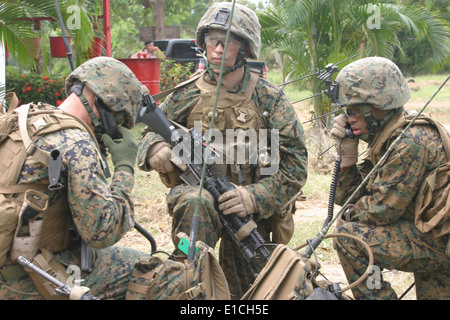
[{"left": 154, "top": 40, "right": 168, "bottom": 52}]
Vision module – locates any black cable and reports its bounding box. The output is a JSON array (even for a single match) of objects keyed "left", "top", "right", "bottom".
[
  {"left": 324, "top": 139, "right": 342, "bottom": 228},
  {"left": 134, "top": 222, "right": 157, "bottom": 253}
]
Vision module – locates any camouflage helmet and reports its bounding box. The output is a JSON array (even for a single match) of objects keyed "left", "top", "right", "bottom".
[
  {"left": 65, "top": 57, "right": 147, "bottom": 128},
  {"left": 196, "top": 2, "right": 261, "bottom": 59},
  {"left": 336, "top": 57, "right": 410, "bottom": 110}
]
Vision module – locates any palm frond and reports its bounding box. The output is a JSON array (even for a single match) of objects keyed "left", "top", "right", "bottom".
[{"left": 1, "top": 0, "right": 97, "bottom": 68}]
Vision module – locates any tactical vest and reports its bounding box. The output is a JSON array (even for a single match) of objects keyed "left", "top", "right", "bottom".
[
  {"left": 0, "top": 93, "right": 101, "bottom": 266},
  {"left": 367, "top": 111, "right": 450, "bottom": 239},
  {"left": 186, "top": 69, "right": 265, "bottom": 185},
  {"left": 155, "top": 69, "right": 295, "bottom": 244}
]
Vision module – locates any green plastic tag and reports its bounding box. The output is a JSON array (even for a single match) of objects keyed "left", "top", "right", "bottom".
[{"left": 178, "top": 236, "right": 198, "bottom": 255}]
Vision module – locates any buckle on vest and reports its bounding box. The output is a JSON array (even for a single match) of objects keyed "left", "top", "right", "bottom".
[
  {"left": 237, "top": 108, "right": 248, "bottom": 122},
  {"left": 31, "top": 115, "right": 53, "bottom": 134},
  {"left": 184, "top": 283, "right": 205, "bottom": 300}
]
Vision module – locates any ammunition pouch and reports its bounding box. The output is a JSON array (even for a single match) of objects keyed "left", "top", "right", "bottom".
[
  {"left": 125, "top": 233, "right": 230, "bottom": 300},
  {"left": 241, "top": 245, "right": 316, "bottom": 300}
]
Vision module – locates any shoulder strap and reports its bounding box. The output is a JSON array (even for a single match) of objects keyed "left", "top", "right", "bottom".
[
  {"left": 415, "top": 116, "right": 450, "bottom": 160},
  {"left": 1, "top": 92, "right": 19, "bottom": 115},
  {"left": 0, "top": 103, "right": 103, "bottom": 194},
  {"left": 18, "top": 104, "right": 50, "bottom": 166},
  {"left": 16, "top": 104, "right": 103, "bottom": 166},
  {"left": 152, "top": 71, "right": 204, "bottom": 102},
  {"left": 370, "top": 111, "right": 450, "bottom": 164}
]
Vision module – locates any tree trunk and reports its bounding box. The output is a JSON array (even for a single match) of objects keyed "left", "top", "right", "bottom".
[{"left": 151, "top": 0, "right": 165, "bottom": 40}]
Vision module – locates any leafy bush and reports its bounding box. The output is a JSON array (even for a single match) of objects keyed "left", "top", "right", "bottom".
[
  {"left": 160, "top": 59, "right": 194, "bottom": 92},
  {"left": 5, "top": 59, "right": 193, "bottom": 108},
  {"left": 6, "top": 68, "right": 67, "bottom": 106}
]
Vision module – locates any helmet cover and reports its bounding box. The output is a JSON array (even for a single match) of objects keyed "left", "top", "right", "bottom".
[
  {"left": 336, "top": 56, "right": 410, "bottom": 110},
  {"left": 196, "top": 2, "right": 261, "bottom": 59},
  {"left": 65, "top": 57, "right": 147, "bottom": 128}
]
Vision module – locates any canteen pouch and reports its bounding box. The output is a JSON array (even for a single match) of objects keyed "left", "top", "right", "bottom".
[{"left": 271, "top": 204, "right": 295, "bottom": 245}]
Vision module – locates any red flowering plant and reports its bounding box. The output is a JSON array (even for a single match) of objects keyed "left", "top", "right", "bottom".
[{"left": 6, "top": 69, "right": 67, "bottom": 107}]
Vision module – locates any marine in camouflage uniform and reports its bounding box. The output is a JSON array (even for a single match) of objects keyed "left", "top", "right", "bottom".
[
  {"left": 137, "top": 2, "right": 308, "bottom": 299},
  {"left": 331, "top": 57, "right": 450, "bottom": 299},
  {"left": 0, "top": 57, "right": 149, "bottom": 300}
]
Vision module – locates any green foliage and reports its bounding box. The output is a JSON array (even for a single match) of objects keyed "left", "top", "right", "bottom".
[
  {"left": 5, "top": 59, "right": 194, "bottom": 107},
  {"left": 1, "top": 0, "right": 97, "bottom": 69},
  {"left": 259, "top": 0, "right": 450, "bottom": 129},
  {"left": 109, "top": 0, "right": 198, "bottom": 59},
  {"left": 159, "top": 59, "right": 194, "bottom": 92},
  {"left": 5, "top": 67, "right": 67, "bottom": 106}
]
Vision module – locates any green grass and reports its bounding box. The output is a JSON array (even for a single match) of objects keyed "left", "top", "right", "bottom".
[
  {"left": 268, "top": 68, "right": 450, "bottom": 105},
  {"left": 267, "top": 69, "right": 312, "bottom": 103},
  {"left": 302, "top": 171, "right": 332, "bottom": 201},
  {"left": 407, "top": 75, "right": 450, "bottom": 103}
]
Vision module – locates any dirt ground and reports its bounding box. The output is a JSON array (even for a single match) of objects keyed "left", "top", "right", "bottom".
[{"left": 119, "top": 78, "right": 448, "bottom": 300}]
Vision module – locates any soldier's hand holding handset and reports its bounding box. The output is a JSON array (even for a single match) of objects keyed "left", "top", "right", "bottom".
[{"left": 331, "top": 114, "right": 359, "bottom": 169}]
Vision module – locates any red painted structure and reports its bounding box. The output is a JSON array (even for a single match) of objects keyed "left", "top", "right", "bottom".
[
  {"left": 118, "top": 58, "right": 161, "bottom": 96},
  {"left": 10, "top": 0, "right": 161, "bottom": 96},
  {"left": 103, "top": 0, "right": 111, "bottom": 57}
]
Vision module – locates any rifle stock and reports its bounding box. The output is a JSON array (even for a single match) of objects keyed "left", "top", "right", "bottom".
[{"left": 136, "top": 94, "right": 271, "bottom": 262}]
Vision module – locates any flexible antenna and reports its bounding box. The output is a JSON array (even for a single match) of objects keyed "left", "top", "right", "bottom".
[{"left": 188, "top": 0, "right": 238, "bottom": 263}]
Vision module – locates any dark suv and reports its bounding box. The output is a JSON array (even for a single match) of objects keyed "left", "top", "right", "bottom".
[
  {"left": 154, "top": 39, "right": 205, "bottom": 73},
  {"left": 154, "top": 39, "right": 267, "bottom": 78}
]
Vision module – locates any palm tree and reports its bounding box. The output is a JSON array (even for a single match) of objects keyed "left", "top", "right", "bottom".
[
  {"left": 259, "top": 0, "right": 450, "bottom": 128},
  {"left": 1, "top": 0, "right": 98, "bottom": 70}
]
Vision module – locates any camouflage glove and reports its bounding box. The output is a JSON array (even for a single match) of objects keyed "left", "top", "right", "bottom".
[
  {"left": 218, "top": 186, "right": 257, "bottom": 218},
  {"left": 146, "top": 141, "right": 187, "bottom": 173},
  {"left": 331, "top": 114, "right": 359, "bottom": 168},
  {"left": 101, "top": 126, "right": 138, "bottom": 174}
]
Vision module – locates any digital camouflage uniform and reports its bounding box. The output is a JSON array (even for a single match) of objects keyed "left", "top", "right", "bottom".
[
  {"left": 138, "top": 3, "right": 307, "bottom": 299},
  {"left": 333, "top": 57, "right": 450, "bottom": 300},
  {"left": 138, "top": 2, "right": 308, "bottom": 299},
  {"left": 138, "top": 67, "right": 308, "bottom": 298},
  {"left": 0, "top": 58, "right": 149, "bottom": 300}
]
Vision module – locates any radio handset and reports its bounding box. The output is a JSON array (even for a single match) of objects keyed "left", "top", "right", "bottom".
[
  {"left": 95, "top": 98, "right": 121, "bottom": 140},
  {"left": 345, "top": 123, "right": 355, "bottom": 139}
]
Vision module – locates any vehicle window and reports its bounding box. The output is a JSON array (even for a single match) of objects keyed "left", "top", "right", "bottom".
[
  {"left": 171, "top": 43, "right": 197, "bottom": 59},
  {"left": 154, "top": 41, "right": 168, "bottom": 52}
]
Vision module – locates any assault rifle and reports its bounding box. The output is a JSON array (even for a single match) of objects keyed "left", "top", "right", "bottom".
[
  {"left": 136, "top": 93, "right": 271, "bottom": 263},
  {"left": 17, "top": 256, "right": 99, "bottom": 300}
]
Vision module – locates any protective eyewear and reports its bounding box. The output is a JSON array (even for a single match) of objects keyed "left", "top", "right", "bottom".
[
  {"left": 346, "top": 105, "right": 366, "bottom": 118},
  {"left": 204, "top": 33, "right": 242, "bottom": 50}
]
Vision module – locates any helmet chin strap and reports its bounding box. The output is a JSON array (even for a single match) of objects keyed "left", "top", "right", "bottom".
[
  {"left": 70, "top": 81, "right": 108, "bottom": 147},
  {"left": 361, "top": 106, "right": 403, "bottom": 143},
  {"left": 71, "top": 82, "right": 101, "bottom": 129}
]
